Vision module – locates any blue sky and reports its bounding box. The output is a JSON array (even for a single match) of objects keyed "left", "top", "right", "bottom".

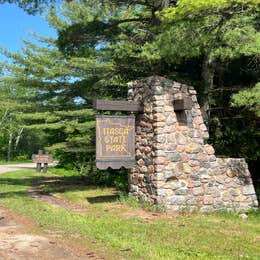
[{"left": 0, "top": 3, "right": 56, "bottom": 61}]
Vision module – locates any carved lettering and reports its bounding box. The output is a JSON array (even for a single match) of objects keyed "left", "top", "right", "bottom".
[{"left": 96, "top": 115, "right": 135, "bottom": 169}]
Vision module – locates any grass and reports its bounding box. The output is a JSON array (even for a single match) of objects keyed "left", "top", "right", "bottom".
[
  {"left": 0, "top": 170, "right": 259, "bottom": 259},
  {"left": 48, "top": 167, "right": 79, "bottom": 177},
  {"left": 0, "top": 159, "right": 31, "bottom": 165}
]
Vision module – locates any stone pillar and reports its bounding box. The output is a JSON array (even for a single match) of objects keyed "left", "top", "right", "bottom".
[{"left": 128, "top": 76, "right": 258, "bottom": 212}]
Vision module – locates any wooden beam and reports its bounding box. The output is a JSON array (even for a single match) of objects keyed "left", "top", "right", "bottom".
[
  {"left": 173, "top": 98, "right": 193, "bottom": 111},
  {"left": 93, "top": 100, "right": 143, "bottom": 112}
]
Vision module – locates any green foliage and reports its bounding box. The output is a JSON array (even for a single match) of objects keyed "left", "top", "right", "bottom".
[
  {"left": 112, "top": 169, "right": 128, "bottom": 192},
  {"left": 53, "top": 151, "right": 128, "bottom": 191},
  {"left": 143, "top": 0, "right": 260, "bottom": 174},
  {"left": 209, "top": 116, "right": 260, "bottom": 161},
  {"left": 0, "top": 0, "right": 57, "bottom": 14},
  {"left": 209, "top": 82, "right": 260, "bottom": 163},
  {"left": 0, "top": 32, "right": 98, "bottom": 161},
  {"left": 0, "top": 80, "right": 28, "bottom": 160},
  {"left": 144, "top": 0, "right": 260, "bottom": 63},
  {"left": 54, "top": 0, "right": 177, "bottom": 81},
  {"left": 232, "top": 83, "right": 260, "bottom": 116},
  {"left": 1, "top": 0, "right": 176, "bottom": 171},
  {"left": 49, "top": 167, "right": 79, "bottom": 177}
]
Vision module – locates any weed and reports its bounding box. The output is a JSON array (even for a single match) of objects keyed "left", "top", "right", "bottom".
[{"left": 119, "top": 193, "right": 166, "bottom": 213}]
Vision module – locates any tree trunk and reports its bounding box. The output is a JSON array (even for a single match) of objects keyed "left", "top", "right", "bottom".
[
  {"left": 201, "top": 56, "right": 216, "bottom": 125},
  {"left": 0, "top": 109, "right": 10, "bottom": 160},
  {"left": 14, "top": 127, "right": 24, "bottom": 151},
  {"left": 151, "top": 0, "right": 174, "bottom": 25},
  {"left": 7, "top": 131, "right": 13, "bottom": 161},
  {"left": 155, "top": 0, "right": 177, "bottom": 9}
]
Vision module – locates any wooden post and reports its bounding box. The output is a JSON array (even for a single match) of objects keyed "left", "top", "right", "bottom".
[
  {"left": 36, "top": 163, "right": 41, "bottom": 172},
  {"left": 93, "top": 100, "right": 142, "bottom": 112},
  {"left": 37, "top": 150, "right": 43, "bottom": 172},
  {"left": 43, "top": 163, "right": 48, "bottom": 173}
]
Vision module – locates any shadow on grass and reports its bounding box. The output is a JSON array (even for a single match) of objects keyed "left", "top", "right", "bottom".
[
  {"left": 0, "top": 176, "right": 90, "bottom": 189},
  {"left": 0, "top": 177, "right": 34, "bottom": 186},
  {"left": 87, "top": 195, "right": 119, "bottom": 204},
  {"left": 0, "top": 175, "right": 119, "bottom": 203},
  {"left": 0, "top": 191, "right": 28, "bottom": 198}
]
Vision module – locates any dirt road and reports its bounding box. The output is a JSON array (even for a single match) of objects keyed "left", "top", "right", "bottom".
[
  {"left": 0, "top": 207, "right": 102, "bottom": 260},
  {"left": 0, "top": 163, "right": 103, "bottom": 260}
]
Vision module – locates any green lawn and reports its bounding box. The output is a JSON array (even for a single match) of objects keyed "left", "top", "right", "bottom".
[
  {"left": 0, "top": 160, "right": 31, "bottom": 165},
  {"left": 0, "top": 170, "right": 259, "bottom": 259}
]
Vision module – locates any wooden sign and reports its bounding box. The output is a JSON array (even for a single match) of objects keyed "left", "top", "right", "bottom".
[
  {"left": 32, "top": 154, "right": 53, "bottom": 164},
  {"left": 96, "top": 115, "right": 135, "bottom": 169},
  {"left": 32, "top": 150, "right": 53, "bottom": 173}
]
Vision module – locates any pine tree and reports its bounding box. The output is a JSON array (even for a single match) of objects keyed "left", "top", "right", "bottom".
[
  {"left": 0, "top": 35, "right": 96, "bottom": 163},
  {"left": 143, "top": 0, "right": 260, "bottom": 122}
]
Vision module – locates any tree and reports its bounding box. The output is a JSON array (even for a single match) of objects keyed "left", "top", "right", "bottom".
[
  {"left": 137, "top": 0, "right": 260, "bottom": 177},
  {"left": 0, "top": 35, "right": 96, "bottom": 163},
  {"left": 0, "top": 81, "right": 26, "bottom": 160},
  {"left": 232, "top": 83, "right": 260, "bottom": 117},
  {"left": 54, "top": 0, "right": 178, "bottom": 84},
  {"left": 143, "top": 0, "right": 260, "bottom": 122},
  {"left": 0, "top": 0, "right": 57, "bottom": 14}
]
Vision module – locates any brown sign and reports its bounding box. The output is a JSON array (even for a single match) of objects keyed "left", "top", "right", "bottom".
[
  {"left": 32, "top": 154, "right": 53, "bottom": 164},
  {"left": 96, "top": 115, "right": 135, "bottom": 169}
]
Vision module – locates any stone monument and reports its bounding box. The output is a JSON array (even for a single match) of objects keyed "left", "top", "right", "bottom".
[{"left": 128, "top": 76, "right": 258, "bottom": 212}]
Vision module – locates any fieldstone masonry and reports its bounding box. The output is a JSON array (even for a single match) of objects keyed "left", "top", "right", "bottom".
[{"left": 128, "top": 76, "right": 258, "bottom": 212}]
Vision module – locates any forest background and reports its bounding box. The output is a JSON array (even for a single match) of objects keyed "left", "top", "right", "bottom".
[{"left": 0, "top": 0, "right": 259, "bottom": 190}]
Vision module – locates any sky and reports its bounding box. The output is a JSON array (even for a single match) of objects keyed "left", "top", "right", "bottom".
[{"left": 0, "top": 3, "right": 56, "bottom": 61}]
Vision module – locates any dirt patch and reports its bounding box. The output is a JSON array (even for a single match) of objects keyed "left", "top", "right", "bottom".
[
  {"left": 28, "top": 186, "right": 86, "bottom": 213},
  {"left": 27, "top": 177, "right": 87, "bottom": 213},
  {"left": 121, "top": 208, "right": 177, "bottom": 221},
  {"left": 0, "top": 207, "right": 103, "bottom": 260},
  {"left": 27, "top": 177, "right": 179, "bottom": 221}
]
